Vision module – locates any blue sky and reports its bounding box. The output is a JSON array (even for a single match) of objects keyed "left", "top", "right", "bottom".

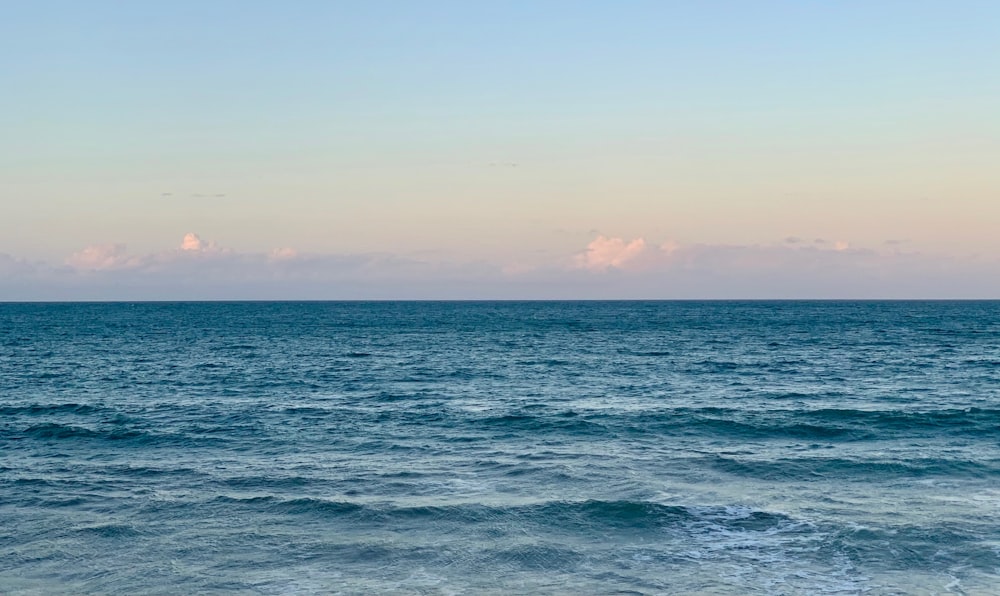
[{"left": 2, "top": 1, "right": 999, "bottom": 298}]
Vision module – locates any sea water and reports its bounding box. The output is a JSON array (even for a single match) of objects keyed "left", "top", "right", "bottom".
[{"left": 2, "top": 301, "right": 999, "bottom": 595}]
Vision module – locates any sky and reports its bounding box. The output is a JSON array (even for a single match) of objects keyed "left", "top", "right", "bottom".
[{"left": 2, "top": 1, "right": 999, "bottom": 299}]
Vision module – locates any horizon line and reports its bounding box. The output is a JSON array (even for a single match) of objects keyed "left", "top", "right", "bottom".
[{"left": 3, "top": 298, "right": 1000, "bottom": 304}]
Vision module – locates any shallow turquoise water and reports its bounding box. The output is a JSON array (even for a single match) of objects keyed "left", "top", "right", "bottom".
[{"left": 2, "top": 301, "right": 999, "bottom": 594}]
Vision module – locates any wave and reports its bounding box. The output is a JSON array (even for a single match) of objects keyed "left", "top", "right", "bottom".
[
  {"left": 706, "top": 455, "right": 1000, "bottom": 481},
  {"left": 210, "top": 496, "right": 794, "bottom": 532},
  {"left": 9, "top": 403, "right": 996, "bottom": 448},
  {"left": 477, "top": 413, "right": 610, "bottom": 435},
  {"left": 828, "top": 523, "right": 1000, "bottom": 572},
  {"left": 20, "top": 422, "right": 145, "bottom": 441},
  {"left": 0, "top": 403, "right": 107, "bottom": 416},
  {"left": 639, "top": 415, "right": 859, "bottom": 440},
  {"left": 213, "top": 495, "right": 366, "bottom": 516},
  {"left": 11, "top": 421, "right": 224, "bottom": 447},
  {"left": 74, "top": 523, "right": 143, "bottom": 538},
  {"left": 805, "top": 407, "right": 1000, "bottom": 432},
  {"left": 461, "top": 405, "right": 1000, "bottom": 442},
  {"left": 632, "top": 406, "right": 1000, "bottom": 440}
]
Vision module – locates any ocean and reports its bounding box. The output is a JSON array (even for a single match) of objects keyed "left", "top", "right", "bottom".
[{"left": 2, "top": 301, "right": 999, "bottom": 595}]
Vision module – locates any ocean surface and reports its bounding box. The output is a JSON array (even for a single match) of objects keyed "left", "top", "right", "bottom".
[{"left": 2, "top": 301, "right": 999, "bottom": 595}]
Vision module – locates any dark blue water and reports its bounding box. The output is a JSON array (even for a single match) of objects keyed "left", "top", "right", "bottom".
[{"left": 2, "top": 301, "right": 999, "bottom": 595}]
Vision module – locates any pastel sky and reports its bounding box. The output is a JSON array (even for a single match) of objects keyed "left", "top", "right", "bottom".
[{"left": 2, "top": 1, "right": 999, "bottom": 299}]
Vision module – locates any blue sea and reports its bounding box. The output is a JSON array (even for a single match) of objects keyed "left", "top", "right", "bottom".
[{"left": 2, "top": 301, "right": 999, "bottom": 595}]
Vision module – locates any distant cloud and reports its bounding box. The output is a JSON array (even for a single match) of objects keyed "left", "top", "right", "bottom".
[
  {"left": 577, "top": 236, "right": 647, "bottom": 271},
  {"left": 66, "top": 243, "right": 135, "bottom": 271},
  {"left": 66, "top": 233, "right": 230, "bottom": 274},
  {"left": 179, "top": 232, "right": 225, "bottom": 253},
  {"left": 0, "top": 253, "right": 39, "bottom": 276},
  {"left": 22, "top": 232, "right": 490, "bottom": 300},
  {"left": 180, "top": 233, "right": 204, "bottom": 251},
  {"left": 3, "top": 232, "right": 1000, "bottom": 300},
  {"left": 268, "top": 247, "right": 298, "bottom": 261},
  {"left": 659, "top": 240, "right": 680, "bottom": 255}
]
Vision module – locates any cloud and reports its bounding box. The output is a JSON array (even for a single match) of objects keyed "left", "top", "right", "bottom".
[
  {"left": 180, "top": 233, "right": 204, "bottom": 251},
  {"left": 268, "top": 247, "right": 298, "bottom": 261},
  {"left": 506, "top": 236, "right": 1000, "bottom": 298},
  {"left": 659, "top": 240, "right": 680, "bottom": 255},
  {"left": 577, "top": 236, "right": 647, "bottom": 271},
  {"left": 0, "top": 253, "right": 39, "bottom": 276},
  {"left": 23, "top": 232, "right": 498, "bottom": 300},
  {"left": 66, "top": 243, "right": 136, "bottom": 271},
  {"left": 66, "top": 233, "right": 228, "bottom": 273},
  {"left": 179, "top": 232, "right": 225, "bottom": 253},
  {"left": 4, "top": 232, "right": 1000, "bottom": 300}
]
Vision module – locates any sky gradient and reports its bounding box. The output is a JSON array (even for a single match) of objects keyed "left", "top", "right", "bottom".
[{"left": 3, "top": 1, "right": 999, "bottom": 298}]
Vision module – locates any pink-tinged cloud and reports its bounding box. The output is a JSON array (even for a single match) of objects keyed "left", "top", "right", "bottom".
[
  {"left": 179, "top": 232, "right": 224, "bottom": 253},
  {"left": 66, "top": 243, "right": 136, "bottom": 271},
  {"left": 66, "top": 234, "right": 237, "bottom": 275},
  {"left": 578, "top": 236, "right": 647, "bottom": 271},
  {"left": 180, "top": 233, "right": 203, "bottom": 251},
  {"left": 4, "top": 232, "right": 1000, "bottom": 300}
]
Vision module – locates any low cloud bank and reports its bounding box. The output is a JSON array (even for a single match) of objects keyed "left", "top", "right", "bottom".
[
  {"left": 1, "top": 233, "right": 998, "bottom": 300},
  {"left": 557, "top": 235, "right": 1000, "bottom": 298}
]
